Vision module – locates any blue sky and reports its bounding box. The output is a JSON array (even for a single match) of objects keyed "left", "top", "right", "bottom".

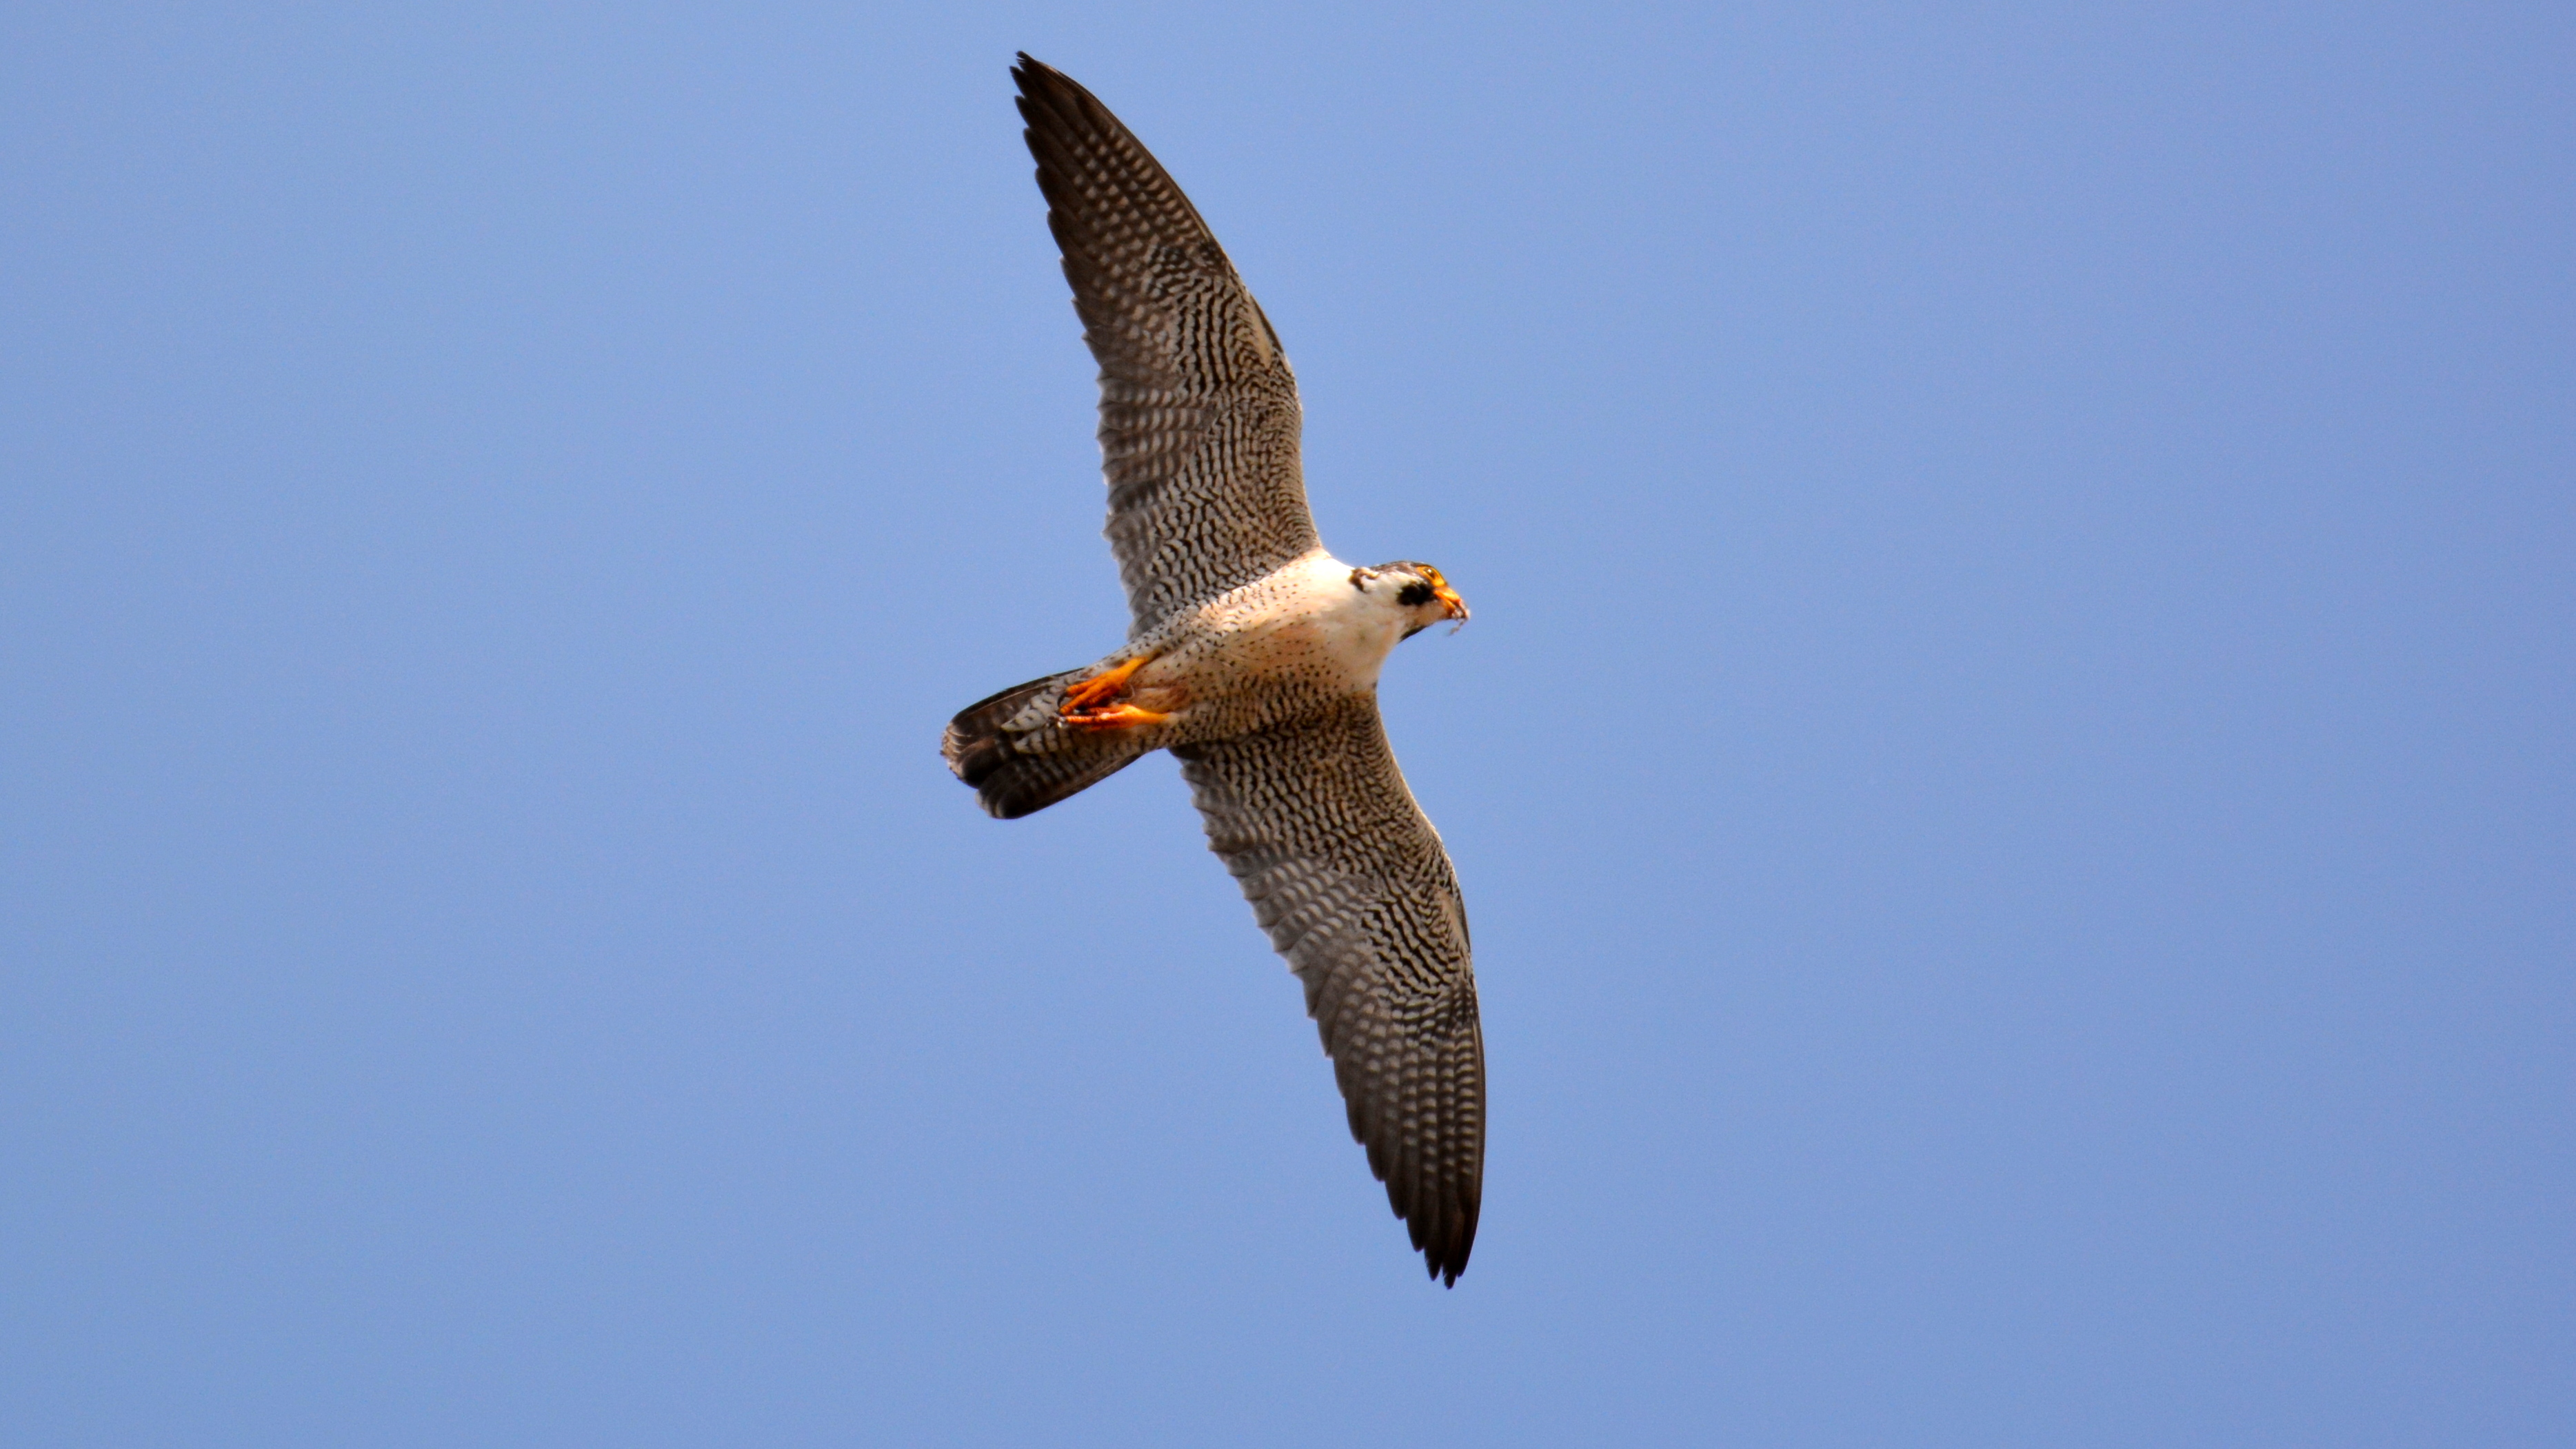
[{"left": 4, "top": 3, "right": 2568, "bottom": 1444}]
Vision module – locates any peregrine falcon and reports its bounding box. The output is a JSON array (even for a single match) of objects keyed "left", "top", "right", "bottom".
[{"left": 940, "top": 56, "right": 1486, "bottom": 1285}]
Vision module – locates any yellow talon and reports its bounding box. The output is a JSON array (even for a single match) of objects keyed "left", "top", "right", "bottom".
[
  {"left": 1060, "top": 656, "right": 1150, "bottom": 716},
  {"left": 1063, "top": 702, "right": 1170, "bottom": 732}
]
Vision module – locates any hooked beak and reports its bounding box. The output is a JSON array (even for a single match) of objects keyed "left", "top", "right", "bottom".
[{"left": 1433, "top": 582, "right": 1471, "bottom": 632}]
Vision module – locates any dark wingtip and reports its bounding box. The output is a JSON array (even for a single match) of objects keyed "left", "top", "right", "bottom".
[
  {"left": 1415, "top": 1190, "right": 1478, "bottom": 1286},
  {"left": 1012, "top": 52, "right": 1071, "bottom": 99},
  {"left": 1432, "top": 1230, "right": 1474, "bottom": 1287},
  {"left": 1010, "top": 53, "right": 1118, "bottom": 136},
  {"left": 1009, "top": 54, "right": 1048, "bottom": 115}
]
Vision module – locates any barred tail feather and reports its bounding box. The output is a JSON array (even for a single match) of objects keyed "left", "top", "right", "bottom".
[{"left": 942, "top": 672, "right": 1148, "bottom": 819}]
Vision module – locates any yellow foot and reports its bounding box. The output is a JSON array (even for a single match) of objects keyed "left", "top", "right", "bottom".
[
  {"left": 1063, "top": 702, "right": 1169, "bottom": 732},
  {"left": 1059, "top": 656, "right": 1151, "bottom": 716}
]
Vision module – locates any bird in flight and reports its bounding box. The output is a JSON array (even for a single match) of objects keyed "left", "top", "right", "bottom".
[{"left": 942, "top": 55, "right": 1486, "bottom": 1285}]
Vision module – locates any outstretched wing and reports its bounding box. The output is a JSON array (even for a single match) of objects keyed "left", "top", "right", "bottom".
[
  {"left": 1173, "top": 695, "right": 1485, "bottom": 1285},
  {"left": 1013, "top": 55, "right": 1320, "bottom": 636}
]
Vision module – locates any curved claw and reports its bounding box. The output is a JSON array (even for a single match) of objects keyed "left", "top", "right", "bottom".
[
  {"left": 1060, "top": 656, "right": 1149, "bottom": 716},
  {"left": 1063, "top": 702, "right": 1169, "bottom": 732}
]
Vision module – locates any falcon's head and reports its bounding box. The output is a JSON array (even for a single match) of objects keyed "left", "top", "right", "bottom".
[{"left": 1351, "top": 562, "right": 1470, "bottom": 639}]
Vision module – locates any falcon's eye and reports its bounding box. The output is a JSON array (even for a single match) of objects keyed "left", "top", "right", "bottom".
[{"left": 1396, "top": 581, "right": 1436, "bottom": 607}]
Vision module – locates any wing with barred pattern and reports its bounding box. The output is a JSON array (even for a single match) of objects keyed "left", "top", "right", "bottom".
[
  {"left": 1013, "top": 55, "right": 1321, "bottom": 636},
  {"left": 1173, "top": 694, "right": 1485, "bottom": 1284}
]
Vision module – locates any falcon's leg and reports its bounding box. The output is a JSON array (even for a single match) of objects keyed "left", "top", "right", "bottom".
[
  {"left": 1062, "top": 702, "right": 1170, "bottom": 732},
  {"left": 1059, "top": 654, "right": 1155, "bottom": 720}
]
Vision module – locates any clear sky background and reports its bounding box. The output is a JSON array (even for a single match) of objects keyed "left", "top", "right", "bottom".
[{"left": 4, "top": 3, "right": 2569, "bottom": 1445}]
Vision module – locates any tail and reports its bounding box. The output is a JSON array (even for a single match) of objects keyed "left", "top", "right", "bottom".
[{"left": 941, "top": 671, "right": 1150, "bottom": 819}]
